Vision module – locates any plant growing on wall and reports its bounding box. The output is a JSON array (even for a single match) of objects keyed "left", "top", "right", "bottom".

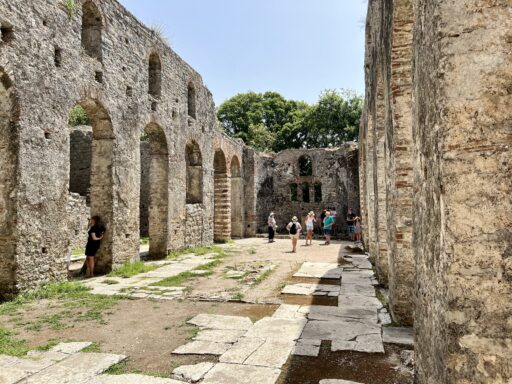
[
  {"left": 68, "top": 105, "right": 90, "bottom": 127},
  {"left": 63, "top": 0, "right": 77, "bottom": 19}
]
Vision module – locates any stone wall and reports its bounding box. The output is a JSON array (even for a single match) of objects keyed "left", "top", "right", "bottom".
[
  {"left": 360, "top": 0, "right": 512, "bottom": 382},
  {"left": 69, "top": 126, "right": 92, "bottom": 200},
  {"left": 0, "top": 0, "right": 230, "bottom": 295},
  {"left": 254, "top": 146, "right": 360, "bottom": 237},
  {"left": 67, "top": 193, "right": 89, "bottom": 250}
]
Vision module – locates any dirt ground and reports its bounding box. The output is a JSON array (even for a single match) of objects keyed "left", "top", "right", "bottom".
[{"left": 0, "top": 239, "right": 413, "bottom": 382}]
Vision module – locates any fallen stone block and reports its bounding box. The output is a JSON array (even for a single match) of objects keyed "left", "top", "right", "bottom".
[
  {"left": 292, "top": 339, "right": 321, "bottom": 357},
  {"left": 187, "top": 314, "right": 253, "bottom": 331},
  {"left": 382, "top": 327, "right": 414, "bottom": 346},
  {"left": 172, "top": 362, "right": 215, "bottom": 383},
  {"left": 202, "top": 363, "right": 281, "bottom": 384}
]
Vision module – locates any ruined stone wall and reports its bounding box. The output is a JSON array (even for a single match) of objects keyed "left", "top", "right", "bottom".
[
  {"left": 139, "top": 141, "right": 150, "bottom": 237},
  {"left": 67, "top": 193, "right": 89, "bottom": 250},
  {"left": 69, "top": 127, "right": 92, "bottom": 199},
  {"left": 0, "top": 0, "right": 219, "bottom": 293},
  {"left": 255, "top": 146, "right": 360, "bottom": 236},
  {"left": 361, "top": 0, "right": 512, "bottom": 381}
]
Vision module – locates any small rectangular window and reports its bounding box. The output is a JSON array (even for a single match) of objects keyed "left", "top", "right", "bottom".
[
  {"left": 290, "top": 183, "right": 298, "bottom": 202},
  {"left": 302, "top": 183, "right": 310, "bottom": 203},
  {"left": 314, "top": 183, "right": 322, "bottom": 203}
]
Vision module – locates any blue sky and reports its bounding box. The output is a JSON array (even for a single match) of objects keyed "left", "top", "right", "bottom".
[{"left": 118, "top": 0, "right": 367, "bottom": 106}]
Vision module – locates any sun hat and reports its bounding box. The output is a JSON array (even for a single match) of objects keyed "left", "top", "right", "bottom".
[
  {"left": 292, "top": 216, "right": 298, "bottom": 222},
  {"left": 308, "top": 211, "right": 314, "bottom": 216}
]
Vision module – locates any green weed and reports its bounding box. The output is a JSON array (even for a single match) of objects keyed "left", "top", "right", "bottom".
[
  {"left": 0, "top": 327, "right": 29, "bottom": 356},
  {"left": 107, "top": 261, "right": 158, "bottom": 278}
]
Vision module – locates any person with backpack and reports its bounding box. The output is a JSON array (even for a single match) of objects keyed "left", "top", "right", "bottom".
[{"left": 286, "top": 216, "right": 302, "bottom": 253}]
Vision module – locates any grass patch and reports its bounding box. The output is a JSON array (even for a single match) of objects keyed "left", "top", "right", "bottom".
[
  {"left": 35, "top": 339, "right": 60, "bottom": 351},
  {"left": 150, "top": 271, "right": 196, "bottom": 287},
  {"left": 82, "top": 342, "right": 101, "bottom": 353},
  {"left": 105, "top": 361, "right": 169, "bottom": 378},
  {"left": 167, "top": 245, "right": 225, "bottom": 260},
  {"left": 0, "top": 282, "right": 122, "bottom": 332},
  {"left": 254, "top": 269, "right": 273, "bottom": 285},
  {"left": 102, "top": 279, "right": 120, "bottom": 285},
  {"left": 107, "top": 261, "right": 158, "bottom": 278},
  {"left": 0, "top": 327, "right": 29, "bottom": 356},
  {"left": 140, "top": 237, "right": 149, "bottom": 245},
  {"left": 231, "top": 292, "right": 245, "bottom": 301}
]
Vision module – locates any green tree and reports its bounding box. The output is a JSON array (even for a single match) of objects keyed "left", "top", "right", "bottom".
[{"left": 217, "top": 89, "right": 362, "bottom": 151}]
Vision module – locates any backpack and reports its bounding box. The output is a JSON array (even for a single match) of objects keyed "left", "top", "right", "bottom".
[{"left": 290, "top": 223, "right": 297, "bottom": 235}]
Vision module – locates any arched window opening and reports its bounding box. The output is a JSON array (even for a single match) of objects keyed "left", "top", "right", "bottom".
[
  {"left": 299, "top": 155, "right": 313, "bottom": 176},
  {"left": 188, "top": 82, "right": 196, "bottom": 119},
  {"left": 213, "top": 149, "right": 230, "bottom": 242},
  {"left": 148, "top": 53, "right": 162, "bottom": 99},
  {"left": 290, "top": 183, "right": 298, "bottom": 202},
  {"left": 81, "top": 1, "right": 103, "bottom": 62},
  {"left": 230, "top": 156, "right": 243, "bottom": 238},
  {"left": 186, "top": 141, "right": 203, "bottom": 204},
  {"left": 314, "top": 183, "right": 323, "bottom": 203},
  {"left": 302, "top": 183, "right": 310, "bottom": 203}
]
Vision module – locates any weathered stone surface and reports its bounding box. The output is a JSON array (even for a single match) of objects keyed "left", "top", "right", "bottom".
[
  {"left": 202, "top": 363, "right": 281, "bottom": 384},
  {"left": 91, "top": 374, "right": 185, "bottom": 384},
  {"left": 244, "top": 340, "right": 295, "bottom": 368},
  {"left": 187, "top": 314, "right": 253, "bottom": 331},
  {"left": 301, "top": 320, "right": 380, "bottom": 342},
  {"left": 382, "top": 327, "right": 414, "bottom": 346},
  {"left": 172, "top": 362, "right": 215, "bottom": 383},
  {"left": 22, "top": 352, "right": 125, "bottom": 383},
  {"left": 172, "top": 341, "right": 232, "bottom": 356},
  {"left": 282, "top": 283, "right": 340, "bottom": 296},
  {"left": 293, "top": 262, "right": 343, "bottom": 279},
  {"left": 219, "top": 338, "right": 265, "bottom": 364},
  {"left": 292, "top": 339, "right": 321, "bottom": 357},
  {"left": 272, "top": 304, "right": 306, "bottom": 320},
  {"left": 194, "top": 329, "right": 246, "bottom": 344},
  {"left": 50, "top": 342, "right": 93, "bottom": 354},
  {"left": 319, "top": 380, "right": 363, "bottom": 384},
  {"left": 244, "top": 317, "right": 307, "bottom": 341}
]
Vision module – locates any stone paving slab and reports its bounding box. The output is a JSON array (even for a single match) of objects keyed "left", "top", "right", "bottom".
[
  {"left": 202, "top": 363, "right": 281, "bottom": 384},
  {"left": 173, "top": 340, "right": 232, "bottom": 356},
  {"left": 282, "top": 283, "right": 341, "bottom": 296},
  {"left": 338, "top": 284, "right": 376, "bottom": 297},
  {"left": 219, "top": 338, "right": 266, "bottom": 364},
  {"left": 91, "top": 374, "right": 186, "bottom": 384},
  {"left": 382, "top": 327, "right": 414, "bottom": 346},
  {"left": 331, "top": 334, "right": 384, "bottom": 353},
  {"left": 194, "top": 329, "right": 247, "bottom": 344},
  {"left": 172, "top": 362, "right": 215, "bottom": 382},
  {"left": 320, "top": 380, "right": 363, "bottom": 384},
  {"left": 187, "top": 314, "right": 253, "bottom": 331},
  {"left": 26, "top": 350, "right": 69, "bottom": 362},
  {"left": 301, "top": 320, "right": 380, "bottom": 342},
  {"left": 338, "top": 296, "right": 383, "bottom": 310},
  {"left": 272, "top": 304, "right": 306, "bottom": 320},
  {"left": 292, "top": 339, "right": 321, "bottom": 357},
  {"left": 301, "top": 305, "right": 377, "bottom": 324},
  {"left": 244, "top": 340, "right": 295, "bottom": 368},
  {"left": 23, "top": 352, "right": 126, "bottom": 384},
  {"left": 293, "top": 262, "right": 343, "bottom": 279},
  {"left": 50, "top": 342, "right": 92, "bottom": 354},
  {"left": 244, "top": 317, "right": 307, "bottom": 341}
]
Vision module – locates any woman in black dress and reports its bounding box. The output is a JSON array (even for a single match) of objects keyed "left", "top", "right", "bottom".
[{"left": 85, "top": 216, "right": 106, "bottom": 278}]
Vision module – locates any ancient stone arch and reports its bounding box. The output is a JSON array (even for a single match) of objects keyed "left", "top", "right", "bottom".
[
  {"left": 0, "top": 70, "right": 18, "bottom": 299},
  {"left": 74, "top": 98, "right": 115, "bottom": 273},
  {"left": 81, "top": 0, "right": 103, "bottom": 62},
  {"left": 142, "top": 123, "right": 169, "bottom": 259},
  {"left": 230, "top": 155, "right": 243, "bottom": 238},
  {"left": 213, "top": 149, "right": 230, "bottom": 242}
]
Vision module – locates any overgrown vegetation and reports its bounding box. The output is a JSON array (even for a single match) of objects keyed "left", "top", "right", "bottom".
[
  {"left": 254, "top": 269, "right": 273, "bottom": 285},
  {"left": 105, "top": 360, "right": 169, "bottom": 378},
  {"left": 0, "top": 282, "right": 123, "bottom": 355},
  {"left": 140, "top": 237, "right": 149, "bottom": 245},
  {"left": 107, "top": 261, "right": 158, "bottom": 279},
  {"left": 63, "top": 0, "right": 77, "bottom": 18},
  {"left": 68, "top": 105, "right": 90, "bottom": 127},
  {"left": 217, "top": 89, "right": 362, "bottom": 151}
]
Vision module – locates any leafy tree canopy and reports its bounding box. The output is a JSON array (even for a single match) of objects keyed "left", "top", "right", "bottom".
[{"left": 217, "top": 90, "right": 362, "bottom": 152}]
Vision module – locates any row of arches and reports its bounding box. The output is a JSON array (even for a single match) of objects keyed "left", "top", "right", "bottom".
[{"left": 81, "top": 1, "right": 196, "bottom": 118}]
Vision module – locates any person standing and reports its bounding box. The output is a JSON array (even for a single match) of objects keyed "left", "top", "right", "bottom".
[
  {"left": 305, "top": 211, "right": 316, "bottom": 246},
  {"left": 286, "top": 216, "right": 302, "bottom": 253},
  {"left": 268, "top": 212, "right": 277, "bottom": 243},
  {"left": 323, "top": 211, "right": 335, "bottom": 245},
  {"left": 354, "top": 216, "right": 362, "bottom": 243},
  {"left": 85, "top": 216, "right": 105, "bottom": 278},
  {"left": 346, "top": 208, "right": 357, "bottom": 242}
]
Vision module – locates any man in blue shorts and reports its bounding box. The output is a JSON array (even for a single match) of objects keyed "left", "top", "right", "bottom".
[{"left": 323, "top": 211, "right": 334, "bottom": 245}]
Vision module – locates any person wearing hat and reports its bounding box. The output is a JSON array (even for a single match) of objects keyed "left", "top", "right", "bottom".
[
  {"left": 305, "top": 211, "right": 316, "bottom": 246},
  {"left": 268, "top": 212, "right": 277, "bottom": 243},
  {"left": 286, "top": 216, "right": 302, "bottom": 253}
]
